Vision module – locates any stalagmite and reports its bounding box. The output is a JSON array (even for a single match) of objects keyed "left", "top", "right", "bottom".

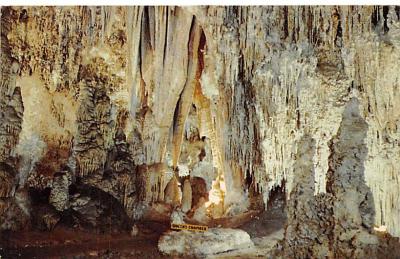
[
  {"left": 49, "top": 171, "right": 72, "bottom": 211},
  {"left": 164, "top": 176, "right": 181, "bottom": 207},
  {"left": 1, "top": 5, "right": 400, "bottom": 257},
  {"left": 283, "top": 134, "right": 335, "bottom": 258},
  {"left": 326, "top": 98, "right": 378, "bottom": 257},
  {"left": 181, "top": 178, "right": 192, "bottom": 213}
]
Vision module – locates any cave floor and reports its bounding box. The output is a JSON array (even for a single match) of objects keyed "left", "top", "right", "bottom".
[
  {"left": 214, "top": 200, "right": 286, "bottom": 258},
  {"left": 0, "top": 205, "right": 286, "bottom": 259},
  {"left": 0, "top": 222, "right": 169, "bottom": 259}
]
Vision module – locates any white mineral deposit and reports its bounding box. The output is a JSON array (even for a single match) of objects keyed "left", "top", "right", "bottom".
[{"left": 0, "top": 5, "right": 399, "bottom": 259}]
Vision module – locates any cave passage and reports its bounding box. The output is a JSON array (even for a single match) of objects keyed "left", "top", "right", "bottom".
[{"left": 1, "top": 5, "right": 400, "bottom": 259}]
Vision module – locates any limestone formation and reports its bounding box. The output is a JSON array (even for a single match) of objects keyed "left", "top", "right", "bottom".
[
  {"left": 49, "top": 170, "right": 72, "bottom": 211},
  {"left": 164, "top": 175, "right": 181, "bottom": 207},
  {"left": 181, "top": 178, "right": 192, "bottom": 213},
  {"left": 282, "top": 134, "right": 335, "bottom": 258},
  {"left": 158, "top": 228, "right": 254, "bottom": 256},
  {"left": 0, "top": 6, "right": 400, "bottom": 257}
]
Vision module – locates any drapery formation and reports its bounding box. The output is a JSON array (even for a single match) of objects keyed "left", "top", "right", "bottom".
[{"left": 0, "top": 6, "right": 399, "bottom": 238}]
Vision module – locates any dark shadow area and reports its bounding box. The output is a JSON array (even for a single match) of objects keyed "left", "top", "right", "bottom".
[
  {"left": 240, "top": 181, "right": 286, "bottom": 239},
  {"left": 62, "top": 184, "right": 132, "bottom": 232}
]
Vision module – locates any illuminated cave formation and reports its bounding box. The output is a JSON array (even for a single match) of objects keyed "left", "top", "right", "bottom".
[{"left": 1, "top": 6, "right": 400, "bottom": 258}]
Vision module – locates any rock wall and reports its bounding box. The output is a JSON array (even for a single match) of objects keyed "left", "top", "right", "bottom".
[
  {"left": 0, "top": 7, "right": 29, "bottom": 231},
  {"left": 0, "top": 6, "right": 399, "bottom": 242}
]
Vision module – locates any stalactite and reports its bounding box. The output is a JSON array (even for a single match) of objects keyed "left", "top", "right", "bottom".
[
  {"left": 196, "top": 6, "right": 400, "bottom": 236},
  {"left": 171, "top": 18, "right": 202, "bottom": 169},
  {"left": 1, "top": 6, "right": 399, "bottom": 239}
]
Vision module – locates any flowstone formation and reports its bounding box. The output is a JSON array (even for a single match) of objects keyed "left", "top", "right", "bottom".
[{"left": 1, "top": 5, "right": 400, "bottom": 258}]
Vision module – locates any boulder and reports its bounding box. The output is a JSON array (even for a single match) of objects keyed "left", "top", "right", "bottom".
[{"left": 158, "top": 228, "right": 254, "bottom": 256}]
